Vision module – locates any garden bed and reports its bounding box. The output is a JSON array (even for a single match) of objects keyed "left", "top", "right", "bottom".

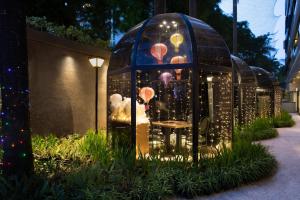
[
  {"left": 0, "top": 129, "right": 277, "bottom": 199},
  {"left": 273, "top": 111, "right": 295, "bottom": 128},
  {"left": 236, "top": 112, "right": 295, "bottom": 142},
  {"left": 237, "top": 118, "right": 278, "bottom": 141}
]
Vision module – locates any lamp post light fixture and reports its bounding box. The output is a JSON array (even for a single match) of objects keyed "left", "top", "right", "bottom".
[{"left": 89, "top": 57, "right": 105, "bottom": 133}]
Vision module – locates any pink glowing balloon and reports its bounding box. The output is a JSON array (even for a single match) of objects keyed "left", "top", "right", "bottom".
[
  {"left": 170, "top": 56, "right": 187, "bottom": 80},
  {"left": 151, "top": 43, "right": 168, "bottom": 64},
  {"left": 139, "top": 87, "right": 155, "bottom": 103},
  {"left": 159, "top": 72, "right": 173, "bottom": 88}
]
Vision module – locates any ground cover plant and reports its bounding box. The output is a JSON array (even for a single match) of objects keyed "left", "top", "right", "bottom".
[
  {"left": 236, "top": 112, "right": 294, "bottom": 142},
  {"left": 236, "top": 118, "right": 278, "bottom": 141},
  {"left": 273, "top": 111, "right": 295, "bottom": 128},
  {"left": 0, "top": 128, "right": 277, "bottom": 200}
]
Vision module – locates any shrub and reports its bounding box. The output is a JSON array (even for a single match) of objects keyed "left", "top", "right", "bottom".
[
  {"left": 1, "top": 130, "right": 277, "bottom": 199},
  {"left": 236, "top": 118, "right": 278, "bottom": 141},
  {"left": 26, "top": 16, "right": 109, "bottom": 48},
  {"left": 273, "top": 111, "right": 295, "bottom": 128}
]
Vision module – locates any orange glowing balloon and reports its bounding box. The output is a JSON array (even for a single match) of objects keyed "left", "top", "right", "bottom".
[
  {"left": 170, "top": 56, "right": 187, "bottom": 64},
  {"left": 151, "top": 43, "right": 168, "bottom": 64},
  {"left": 170, "top": 56, "right": 187, "bottom": 80},
  {"left": 139, "top": 87, "right": 155, "bottom": 103}
]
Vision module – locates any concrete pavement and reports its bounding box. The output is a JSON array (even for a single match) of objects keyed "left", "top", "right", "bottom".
[{"left": 195, "top": 113, "right": 300, "bottom": 200}]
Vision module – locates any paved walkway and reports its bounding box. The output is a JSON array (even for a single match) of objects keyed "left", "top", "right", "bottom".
[{"left": 196, "top": 113, "right": 300, "bottom": 200}]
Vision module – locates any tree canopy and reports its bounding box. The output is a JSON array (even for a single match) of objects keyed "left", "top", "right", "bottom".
[{"left": 25, "top": 0, "right": 282, "bottom": 74}]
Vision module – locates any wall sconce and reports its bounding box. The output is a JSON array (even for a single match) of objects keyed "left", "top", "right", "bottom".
[{"left": 89, "top": 57, "right": 104, "bottom": 68}]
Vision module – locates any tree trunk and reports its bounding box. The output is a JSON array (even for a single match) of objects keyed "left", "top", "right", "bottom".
[
  {"left": 0, "top": 0, "right": 34, "bottom": 176},
  {"left": 233, "top": 0, "right": 238, "bottom": 55},
  {"left": 154, "top": 0, "right": 166, "bottom": 15},
  {"left": 189, "top": 0, "right": 198, "bottom": 18}
]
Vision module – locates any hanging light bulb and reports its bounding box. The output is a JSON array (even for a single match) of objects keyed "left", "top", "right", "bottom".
[{"left": 170, "top": 33, "right": 184, "bottom": 52}]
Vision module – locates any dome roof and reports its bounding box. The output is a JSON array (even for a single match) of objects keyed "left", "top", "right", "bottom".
[
  {"left": 250, "top": 66, "right": 274, "bottom": 88},
  {"left": 231, "top": 55, "right": 256, "bottom": 84},
  {"left": 109, "top": 13, "right": 231, "bottom": 73}
]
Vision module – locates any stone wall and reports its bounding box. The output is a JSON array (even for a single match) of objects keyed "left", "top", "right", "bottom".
[{"left": 27, "top": 28, "right": 110, "bottom": 136}]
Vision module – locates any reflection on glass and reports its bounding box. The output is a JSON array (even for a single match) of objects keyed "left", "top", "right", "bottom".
[
  {"left": 136, "top": 68, "right": 193, "bottom": 159},
  {"left": 207, "top": 76, "right": 214, "bottom": 122},
  {"left": 198, "top": 72, "right": 232, "bottom": 154},
  {"left": 107, "top": 72, "right": 132, "bottom": 150},
  {"left": 257, "top": 95, "right": 271, "bottom": 118},
  {"left": 137, "top": 14, "right": 193, "bottom": 66}
]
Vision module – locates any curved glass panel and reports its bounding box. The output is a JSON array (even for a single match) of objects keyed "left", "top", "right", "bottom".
[
  {"left": 232, "top": 56, "right": 256, "bottom": 125},
  {"left": 136, "top": 13, "right": 193, "bottom": 66},
  {"left": 274, "top": 83, "right": 282, "bottom": 117},
  {"left": 109, "top": 21, "right": 145, "bottom": 72},
  {"left": 136, "top": 68, "right": 193, "bottom": 159},
  {"left": 187, "top": 16, "right": 232, "bottom": 72},
  {"left": 250, "top": 66, "right": 274, "bottom": 118}
]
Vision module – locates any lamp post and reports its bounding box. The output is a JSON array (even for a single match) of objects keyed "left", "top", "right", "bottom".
[{"left": 89, "top": 57, "right": 104, "bottom": 133}]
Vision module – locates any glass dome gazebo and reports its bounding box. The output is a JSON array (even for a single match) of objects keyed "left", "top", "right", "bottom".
[
  {"left": 250, "top": 66, "right": 274, "bottom": 118},
  {"left": 232, "top": 56, "right": 257, "bottom": 126},
  {"left": 107, "top": 13, "right": 233, "bottom": 161}
]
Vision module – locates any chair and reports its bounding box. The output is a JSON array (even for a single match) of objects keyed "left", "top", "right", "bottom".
[{"left": 198, "top": 117, "right": 210, "bottom": 145}]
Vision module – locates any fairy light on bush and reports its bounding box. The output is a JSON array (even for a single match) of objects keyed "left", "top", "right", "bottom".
[{"left": 1, "top": 65, "right": 33, "bottom": 174}]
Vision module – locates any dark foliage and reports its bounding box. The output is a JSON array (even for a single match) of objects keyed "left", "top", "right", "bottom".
[
  {"left": 25, "top": 0, "right": 282, "bottom": 74},
  {"left": 0, "top": 130, "right": 277, "bottom": 199}
]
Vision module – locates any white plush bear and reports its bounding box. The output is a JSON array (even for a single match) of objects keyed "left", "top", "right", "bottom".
[
  {"left": 109, "top": 94, "right": 123, "bottom": 118},
  {"left": 123, "top": 97, "right": 131, "bottom": 117},
  {"left": 109, "top": 94, "right": 149, "bottom": 124}
]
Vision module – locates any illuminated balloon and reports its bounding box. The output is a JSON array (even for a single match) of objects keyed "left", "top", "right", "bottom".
[
  {"left": 151, "top": 43, "right": 168, "bottom": 64},
  {"left": 170, "top": 56, "right": 187, "bottom": 80},
  {"left": 170, "top": 33, "right": 184, "bottom": 52},
  {"left": 159, "top": 72, "right": 173, "bottom": 88},
  {"left": 139, "top": 87, "right": 155, "bottom": 103}
]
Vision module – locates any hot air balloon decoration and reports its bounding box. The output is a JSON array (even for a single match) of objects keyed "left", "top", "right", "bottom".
[
  {"left": 170, "top": 33, "right": 184, "bottom": 52},
  {"left": 151, "top": 43, "right": 168, "bottom": 64},
  {"left": 139, "top": 87, "right": 155, "bottom": 110},
  {"left": 170, "top": 56, "right": 187, "bottom": 80},
  {"left": 159, "top": 72, "right": 173, "bottom": 88}
]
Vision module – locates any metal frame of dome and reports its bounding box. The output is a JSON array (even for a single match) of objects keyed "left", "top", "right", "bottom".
[
  {"left": 107, "top": 13, "right": 233, "bottom": 162},
  {"left": 250, "top": 66, "right": 275, "bottom": 118},
  {"left": 231, "top": 55, "right": 257, "bottom": 125}
]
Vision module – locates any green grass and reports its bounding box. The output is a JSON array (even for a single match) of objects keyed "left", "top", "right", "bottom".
[
  {"left": 0, "top": 129, "right": 277, "bottom": 199},
  {"left": 273, "top": 111, "right": 295, "bottom": 128},
  {"left": 235, "top": 112, "right": 295, "bottom": 142},
  {"left": 236, "top": 118, "right": 278, "bottom": 141}
]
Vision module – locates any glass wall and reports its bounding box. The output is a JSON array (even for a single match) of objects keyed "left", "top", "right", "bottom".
[
  {"left": 198, "top": 71, "right": 232, "bottom": 153},
  {"left": 241, "top": 84, "right": 256, "bottom": 124},
  {"left": 257, "top": 90, "right": 272, "bottom": 118},
  {"left": 250, "top": 66, "right": 274, "bottom": 118},
  {"left": 232, "top": 56, "right": 257, "bottom": 126},
  {"left": 136, "top": 68, "right": 193, "bottom": 159},
  {"left": 274, "top": 84, "right": 282, "bottom": 117},
  {"left": 107, "top": 72, "right": 132, "bottom": 149}
]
